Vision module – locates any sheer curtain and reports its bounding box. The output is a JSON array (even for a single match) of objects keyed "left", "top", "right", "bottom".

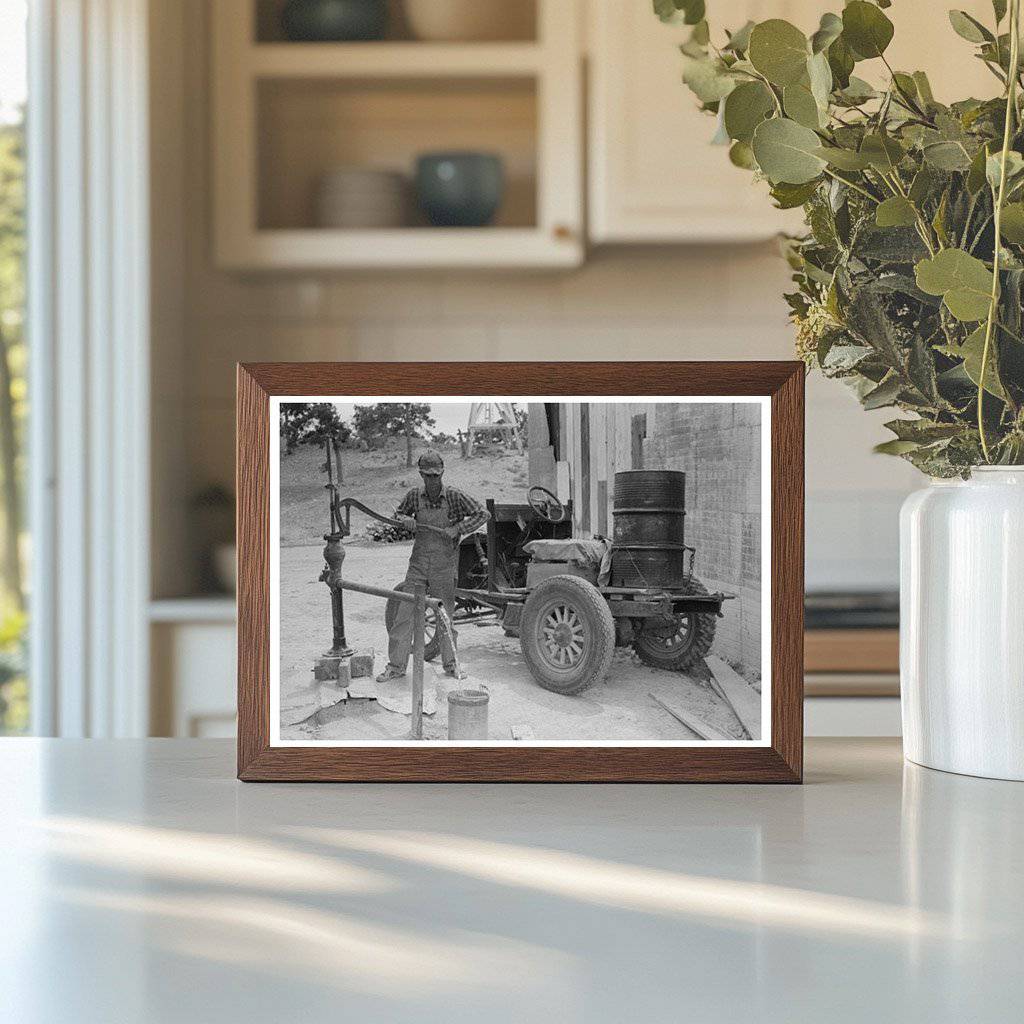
[{"left": 28, "top": 0, "right": 150, "bottom": 736}]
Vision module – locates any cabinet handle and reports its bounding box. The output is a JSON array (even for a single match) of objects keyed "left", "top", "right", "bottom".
[{"left": 552, "top": 224, "right": 574, "bottom": 241}]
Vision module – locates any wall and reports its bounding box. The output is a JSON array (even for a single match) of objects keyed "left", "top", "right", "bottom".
[
  {"left": 151, "top": 0, "right": 922, "bottom": 599},
  {"left": 542, "top": 401, "right": 763, "bottom": 673},
  {"left": 642, "top": 403, "right": 762, "bottom": 673}
]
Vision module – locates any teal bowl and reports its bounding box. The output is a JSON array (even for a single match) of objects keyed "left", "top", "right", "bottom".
[
  {"left": 281, "top": 0, "right": 388, "bottom": 42},
  {"left": 415, "top": 152, "right": 505, "bottom": 228}
]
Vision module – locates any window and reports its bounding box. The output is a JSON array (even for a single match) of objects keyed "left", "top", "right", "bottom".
[{"left": 0, "top": 0, "right": 28, "bottom": 734}]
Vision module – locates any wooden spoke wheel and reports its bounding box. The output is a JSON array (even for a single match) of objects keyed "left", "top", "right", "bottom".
[
  {"left": 520, "top": 575, "right": 615, "bottom": 695},
  {"left": 385, "top": 582, "right": 441, "bottom": 662}
]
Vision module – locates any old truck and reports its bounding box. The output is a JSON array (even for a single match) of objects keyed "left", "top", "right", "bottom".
[{"left": 379, "top": 471, "right": 733, "bottom": 695}]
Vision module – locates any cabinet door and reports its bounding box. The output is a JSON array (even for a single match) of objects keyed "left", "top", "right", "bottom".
[
  {"left": 588, "top": 0, "right": 999, "bottom": 244},
  {"left": 589, "top": 1, "right": 815, "bottom": 243}
]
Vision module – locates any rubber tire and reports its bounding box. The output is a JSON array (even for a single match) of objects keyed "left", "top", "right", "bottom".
[
  {"left": 384, "top": 582, "right": 441, "bottom": 662},
  {"left": 520, "top": 574, "right": 615, "bottom": 695},
  {"left": 632, "top": 576, "right": 716, "bottom": 672}
]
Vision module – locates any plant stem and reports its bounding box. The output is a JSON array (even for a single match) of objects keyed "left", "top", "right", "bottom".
[
  {"left": 821, "top": 167, "right": 879, "bottom": 203},
  {"left": 979, "top": 0, "right": 1021, "bottom": 463}
]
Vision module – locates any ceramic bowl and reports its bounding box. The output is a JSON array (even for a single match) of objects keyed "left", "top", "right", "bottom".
[
  {"left": 403, "top": 0, "right": 534, "bottom": 42},
  {"left": 315, "top": 168, "right": 409, "bottom": 228},
  {"left": 415, "top": 152, "right": 505, "bottom": 228},
  {"left": 280, "top": 0, "right": 388, "bottom": 42}
]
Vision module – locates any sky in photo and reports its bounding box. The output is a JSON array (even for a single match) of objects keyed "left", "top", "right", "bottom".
[{"left": 333, "top": 401, "right": 500, "bottom": 437}]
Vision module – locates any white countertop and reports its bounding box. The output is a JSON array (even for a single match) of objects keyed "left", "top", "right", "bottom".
[{"left": 1, "top": 738, "right": 1021, "bottom": 1023}]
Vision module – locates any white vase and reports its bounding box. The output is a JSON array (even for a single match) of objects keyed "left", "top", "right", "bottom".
[{"left": 900, "top": 467, "right": 1024, "bottom": 780}]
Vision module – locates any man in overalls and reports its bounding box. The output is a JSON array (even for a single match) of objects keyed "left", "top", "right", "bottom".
[{"left": 376, "top": 451, "right": 489, "bottom": 683}]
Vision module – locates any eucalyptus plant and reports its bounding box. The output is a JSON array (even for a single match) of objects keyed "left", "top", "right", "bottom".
[{"left": 659, "top": 0, "right": 1024, "bottom": 475}]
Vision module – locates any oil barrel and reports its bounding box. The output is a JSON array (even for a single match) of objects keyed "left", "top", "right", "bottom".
[{"left": 610, "top": 470, "right": 687, "bottom": 588}]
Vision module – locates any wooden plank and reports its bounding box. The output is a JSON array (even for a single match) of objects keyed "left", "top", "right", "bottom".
[
  {"left": 649, "top": 692, "right": 729, "bottom": 742},
  {"left": 631, "top": 412, "right": 646, "bottom": 469},
  {"left": 705, "top": 655, "right": 760, "bottom": 739},
  {"left": 579, "top": 403, "right": 591, "bottom": 534},
  {"left": 804, "top": 629, "right": 899, "bottom": 674},
  {"left": 804, "top": 673, "right": 900, "bottom": 698}
]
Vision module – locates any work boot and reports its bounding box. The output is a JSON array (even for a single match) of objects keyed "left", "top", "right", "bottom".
[
  {"left": 375, "top": 664, "right": 406, "bottom": 683},
  {"left": 443, "top": 663, "right": 468, "bottom": 680}
]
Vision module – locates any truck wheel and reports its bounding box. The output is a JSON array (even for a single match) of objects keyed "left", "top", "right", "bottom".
[
  {"left": 633, "top": 576, "right": 716, "bottom": 672},
  {"left": 520, "top": 575, "right": 615, "bottom": 695},
  {"left": 385, "top": 583, "right": 441, "bottom": 662}
]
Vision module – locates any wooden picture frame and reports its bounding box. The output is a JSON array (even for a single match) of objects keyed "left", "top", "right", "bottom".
[{"left": 237, "top": 362, "right": 804, "bottom": 782}]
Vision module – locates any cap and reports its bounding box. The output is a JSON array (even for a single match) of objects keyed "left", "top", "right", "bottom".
[{"left": 417, "top": 451, "right": 445, "bottom": 475}]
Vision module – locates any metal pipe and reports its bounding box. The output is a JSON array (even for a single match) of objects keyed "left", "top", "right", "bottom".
[
  {"left": 411, "top": 582, "right": 426, "bottom": 740},
  {"left": 336, "top": 577, "right": 442, "bottom": 609}
]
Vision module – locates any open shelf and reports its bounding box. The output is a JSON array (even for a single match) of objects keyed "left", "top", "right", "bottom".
[
  {"left": 248, "top": 41, "right": 544, "bottom": 78},
  {"left": 213, "top": 0, "right": 581, "bottom": 268},
  {"left": 257, "top": 76, "right": 537, "bottom": 232},
  {"left": 254, "top": 0, "right": 538, "bottom": 45}
]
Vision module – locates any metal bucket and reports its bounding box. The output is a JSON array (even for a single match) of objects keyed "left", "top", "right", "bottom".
[
  {"left": 447, "top": 689, "right": 489, "bottom": 740},
  {"left": 610, "top": 470, "right": 687, "bottom": 588}
]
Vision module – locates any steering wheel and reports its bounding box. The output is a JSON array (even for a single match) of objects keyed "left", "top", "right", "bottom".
[{"left": 528, "top": 486, "right": 566, "bottom": 523}]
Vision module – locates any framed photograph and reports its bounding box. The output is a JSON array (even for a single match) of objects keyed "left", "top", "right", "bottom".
[{"left": 237, "top": 362, "right": 804, "bottom": 782}]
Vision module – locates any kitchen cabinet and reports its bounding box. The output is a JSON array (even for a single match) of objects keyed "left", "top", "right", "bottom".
[
  {"left": 212, "top": 0, "right": 583, "bottom": 269},
  {"left": 588, "top": 1, "right": 812, "bottom": 243},
  {"left": 587, "top": 0, "right": 999, "bottom": 244}
]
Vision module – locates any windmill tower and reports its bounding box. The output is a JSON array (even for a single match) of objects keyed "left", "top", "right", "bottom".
[{"left": 465, "top": 402, "right": 523, "bottom": 456}]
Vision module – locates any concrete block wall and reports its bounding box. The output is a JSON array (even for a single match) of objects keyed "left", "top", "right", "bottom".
[{"left": 643, "top": 403, "right": 762, "bottom": 675}]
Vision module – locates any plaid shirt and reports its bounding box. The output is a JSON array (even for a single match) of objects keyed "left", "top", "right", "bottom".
[{"left": 396, "top": 485, "right": 489, "bottom": 535}]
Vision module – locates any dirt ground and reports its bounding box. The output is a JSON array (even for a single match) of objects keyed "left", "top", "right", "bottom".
[{"left": 278, "top": 540, "right": 755, "bottom": 743}]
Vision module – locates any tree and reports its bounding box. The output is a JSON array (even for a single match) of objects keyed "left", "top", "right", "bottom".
[
  {"left": 280, "top": 403, "right": 351, "bottom": 482},
  {"left": 0, "top": 114, "right": 25, "bottom": 612},
  {"left": 352, "top": 403, "right": 435, "bottom": 466}
]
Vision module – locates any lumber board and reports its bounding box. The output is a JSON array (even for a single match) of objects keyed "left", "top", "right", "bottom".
[
  {"left": 649, "top": 692, "right": 729, "bottom": 742},
  {"left": 705, "top": 656, "right": 761, "bottom": 739}
]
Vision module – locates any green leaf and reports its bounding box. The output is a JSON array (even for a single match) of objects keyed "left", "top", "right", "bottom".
[
  {"left": 723, "top": 81, "right": 775, "bottom": 143},
  {"left": 770, "top": 179, "right": 820, "bottom": 209},
  {"left": 783, "top": 83, "right": 822, "bottom": 128},
  {"left": 827, "top": 35, "right": 855, "bottom": 89},
  {"left": 993, "top": 0, "right": 1008, "bottom": 24},
  {"left": 915, "top": 249, "right": 994, "bottom": 321},
  {"left": 1000, "top": 202, "right": 1024, "bottom": 242},
  {"left": 959, "top": 324, "right": 1007, "bottom": 398},
  {"left": 874, "top": 439, "right": 922, "bottom": 455},
  {"left": 967, "top": 143, "right": 993, "bottom": 193},
  {"left": 724, "top": 20, "right": 755, "bottom": 53},
  {"left": 842, "top": 1, "right": 894, "bottom": 60},
  {"left": 814, "top": 145, "right": 872, "bottom": 170},
  {"left": 986, "top": 150, "right": 1024, "bottom": 190},
  {"left": 752, "top": 117, "right": 827, "bottom": 184},
  {"left": 923, "top": 140, "right": 973, "bottom": 171},
  {"left": 836, "top": 75, "right": 877, "bottom": 104},
  {"left": 912, "top": 71, "right": 935, "bottom": 105},
  {"left": 885, "top": 418, "right": 963, "bottom": 443},
  {"left": 681, "top": 55, "right": 736, "bottom": 103},
  {"left": 654, "top": 0, "right": 705, "bottom": 25},
  {"left": 875, "top": 196, "right": 918, "bottom": 228},
  {"left": 948, "top": 10, "right": 993, "bottom": 44},
  {"left": 689, "top": 20, "right": 710, "bottom": 46},
  {"left": 909, "top": 165, "right": 936, "bottom": 205},
  {"left": 862, "top": 374, "right": 902, "bottom": 410},
  {"left": 748, "top": 19, "right": 810, "bottom": 87},
  {"left": 810, "top": 12, "right": 843, "bottom": 54},
  {"left": 728, "top": 140, "right": 758, "bottom": 169},
  {"left": 932, "top": 190, "right": 950, "bottom": 246},
  {"left": 807, "top": 51, "right": 833, "bottom": 110},
  {"left": 860, "top": 133, "right": 905, "bottom": 173}
]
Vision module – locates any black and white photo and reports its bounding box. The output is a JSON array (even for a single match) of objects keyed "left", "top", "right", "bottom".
[{"left": 270, "top": 396, "right": 769, "bottom": 746}]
